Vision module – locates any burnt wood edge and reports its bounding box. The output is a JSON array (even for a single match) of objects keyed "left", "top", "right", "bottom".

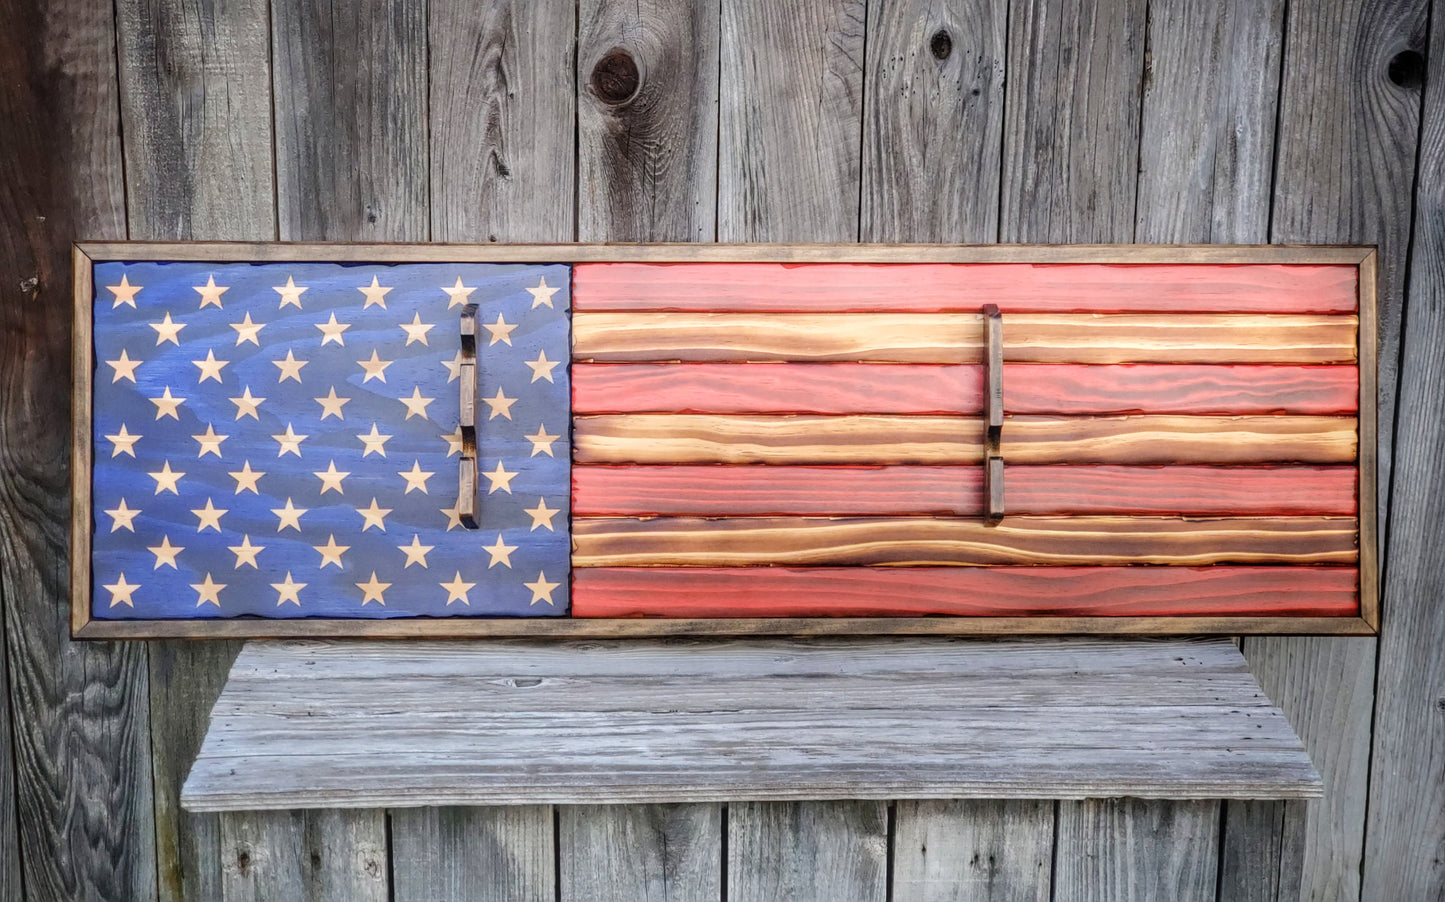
[
  {"left": 74, "top": 241, "right": 1377, "bottom": 266},
  {"left": 73, "top": 615, "right": 1376, "bottom": 640},
  {"left": 68, "top": 241, "right": 1381, "bottom": 640}
]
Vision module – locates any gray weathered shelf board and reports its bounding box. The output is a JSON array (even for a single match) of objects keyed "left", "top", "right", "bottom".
[{"left": 181, "top": 637, "right": 1322, "bottom": 812}]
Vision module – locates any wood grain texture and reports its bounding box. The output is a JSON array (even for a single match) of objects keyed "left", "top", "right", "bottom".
[
  {"left": 180, "top": 638, "right": 1321, "bottom": 810},
  {"left": 571, "top": 261, "right": 1360, "bottom": 312},
  {"left": 429, "top": 0, "right": 574, "bottom": 243},
  {"left": 570, "top": 567, "right": 1360, "bottom": 618},
  {"left": 0, "top": 595, "right": 18, "bottom": 902},
  {"left": 1054, "top": 799, "right": 1220, "bottom": 901},
  {"left": 559, "top": 804, "right": 721, "bottom": 902},
  {"left": 113, "top": 2, "right": 272, "bottom": 898},
  {"left": 728, "top": 801, "right": 886, "bottom": 902},
  {"left": 271, "top": 0, "right": 428, "bottom": 241},
  {"left": 1135, "top": 0, "right": 1284, "bottom": 244},
  {"left": 574, "top": 414, "right": 1358, "bottom": 465},
  {"left": 219, "top": 809, "right": 388, "bottom": 902},
  {"left": 572, "top": 465, "right": 1360, "bottom": 516},
  {"left": 1216, "top": 799, "right": 1306, "bottom": 902},
  {"left": 571, "top": 517, "right": 1358, "bottom": 567},
  {"left": 892, "top": 800, "right": 1052, "bottom": 902},
  {"left": 999, "top": 0, "right": 1148, "bottom": 243},
  {"left": 0, "top": 1, "right": 158, "bottom": 900},
  {"left": 114, "top": 0, "right": 272, "bottom": 240},
  {"left": 860, "top": 0, "right": 1006, "bottom": 242},
  {"left": 1363, "top": 9, "right": 1445, "bottom": 892},
  {"left": 717, "top": 0, "right": 866, "bottom": 241},
  {"left": 1246, "top": 636, "right": 1377, "bottom": 900},
  {"left": 578, "top": 0, "right": 719, "bottom": 242},
  {"left": 149, "top": 642, "right": 239, "bottom": 902},
  {"left": 1251, "top": 0, "right": 1427, "bottom": 894},
  {"left": 573, "top": 363, "right": 1360, "bottom": 415},
  {"left": 391, "top": 807, "right": 555, "bottom": 902},
  {"left": 571, "top": 312, "right": 1359, "bottom": 364}
]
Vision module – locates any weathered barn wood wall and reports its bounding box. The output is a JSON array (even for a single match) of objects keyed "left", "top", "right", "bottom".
[{"left": 0, "top": 0, "right": 1439, "bottom": 899}]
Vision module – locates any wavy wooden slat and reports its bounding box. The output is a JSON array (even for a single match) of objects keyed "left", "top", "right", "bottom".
[
  {"left": 570, "top": 566, "right": 1360, "bottom": 617},
  {"left": 572, "top": 262, "right": 1359, "bottom": 313},
  {"left": 570, "top": 516, "right": 1359, "bottom": 567},
  {"left": 573, "top": 414, "right": 1358, "bottom": 465},
  {"left": 571, "top": 465, "right": 1359, "bottom": 516},
  {"left": 572, "top": 312, "right": 1360, "bottom": 364},
  {"left": 572, "top": 363, "right": 1360, "bottom": 414},
  {"left": 572, "top": 312, "right": 1358, "bottom": 364}
]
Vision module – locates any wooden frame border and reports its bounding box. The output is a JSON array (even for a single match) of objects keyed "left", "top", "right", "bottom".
[{"left": 71, "top": 242, "right": 1380, "bottom": 639}]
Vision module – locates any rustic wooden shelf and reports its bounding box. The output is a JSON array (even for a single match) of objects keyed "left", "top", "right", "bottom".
[{"left": 181, "top": 637, "right": 1320, "bottom": 812}]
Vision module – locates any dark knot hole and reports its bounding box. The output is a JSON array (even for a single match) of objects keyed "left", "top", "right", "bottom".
[
  {"left": 930, "top": 30, "right": 953, "bottom": 61},
  {"left": 591, "top": 50, "right": 640, "bottom": 104},
  {"left": 1388, "top": 49, "right": 1425, "bottom": 89}
]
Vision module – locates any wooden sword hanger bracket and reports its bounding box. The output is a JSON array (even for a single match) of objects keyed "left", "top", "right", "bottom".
[
  {"left": 984, "top": 303, "right": 1004, "bottom": 525},
  {"left": 458, "top": 303, "right": 479, "bottom": 529}
]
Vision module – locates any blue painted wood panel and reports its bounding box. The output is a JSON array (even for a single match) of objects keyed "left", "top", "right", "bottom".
[{"left": 89, "top": 261, "right": 570, "bottom": 618}]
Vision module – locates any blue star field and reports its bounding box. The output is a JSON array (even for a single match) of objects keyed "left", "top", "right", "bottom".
[{"left": 89, "top": 260, "right": 571, "bottom": 619}]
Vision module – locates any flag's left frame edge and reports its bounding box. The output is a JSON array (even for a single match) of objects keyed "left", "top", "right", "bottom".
[{"left": 71, "top": 244, "right": 97, "bottom": 637}]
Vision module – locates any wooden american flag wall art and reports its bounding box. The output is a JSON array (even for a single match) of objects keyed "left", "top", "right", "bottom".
[{"left": 69, "top": 243, "right": 1379, "bottom": 639}]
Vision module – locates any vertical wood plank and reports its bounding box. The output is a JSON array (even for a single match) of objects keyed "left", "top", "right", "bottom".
[
  {"left": 146, "top": 644, "right": 240, "bottom": 902},
  {"left": 578, "top": 0, "right": 720, "bottom": 242},
  {"left": 1217, "top": 799, "right": 1307, "bottom": 902},
  {"left": 1363, "top": 8, "right": 1445, "bottom": 892},
  {"left": 115, "top": 0, "right": 274, "bottom": 239},
  {"left": 0, "top": 1, "right": 157, "bottom": 900},
  {"left": 999, "top": 0, "right": 1148, "bottom": 243},
  {"left": 1255, "top": 1, "right": 1426, "bottom": 898},
  {"left": 0, "top": 597, "right": 20, "bottom": 902},
  {"left": 559, "top": 804, "right": 721, "bottom": 902},
  {"left": 114, "top": 3, "right": 272, "bottom": 900},
  {"left": 1053, "top": 800, "right": 1219, "bottom": 902},
  {"left": 1131, "top": 1, "right": 1295, "bottom": 896},
  {"left": 272, "top": 0, "right": 429, "bottom": 241},
  {"left": 1247, "top": 637, "right": 1376, "bottom": 900},
  {"left": 429, "top": 0, "right": 575, "bottom": 243},
  {"left": 860, "top": 0, "right": 1006, "bottom": 242},
  {"left": 1134, "top": 0, "right": 1285, "bottom": 244},
  {"left": 220, "top": 810, "right": 388, "bottom": 902},
  {"left": 728, "top": 801, "right": 886, "bottom": 902},
  {"left": 391, "top": 807, "right": 555, "bottom": 902},
  {"left": 892, "top": 800, "right": 1051, "bottom": 902},
  {"left": 718, "top": 0, "right": 867, "bottom": 242}
]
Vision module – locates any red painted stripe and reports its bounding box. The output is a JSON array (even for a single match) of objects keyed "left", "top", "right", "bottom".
[
  {"left": 572, "top": 364, "right": 1359, "bottom": 415},
  {"left": 570, "top": 566, "right": 1360, "bottom": 618},
  {"left": 572, "top": 263, "right": 1358, "bottom": 313},
  {"left": 571, "top": 465, "right": 1359, "bottom": 517}
]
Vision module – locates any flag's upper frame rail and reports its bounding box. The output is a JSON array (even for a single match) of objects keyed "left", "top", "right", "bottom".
[{"left": 71, "top": 242, "right": 1379, "bottom": 640}]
